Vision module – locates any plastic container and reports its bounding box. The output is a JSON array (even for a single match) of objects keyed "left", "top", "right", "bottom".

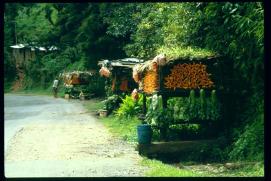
[{"left": 137, "top": 124, "right": 152, "bottom": 144}]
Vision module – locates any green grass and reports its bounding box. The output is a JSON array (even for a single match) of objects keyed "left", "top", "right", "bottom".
[
  {"left": 216, "top": 162, "right": 264, "bottom": 177},
  {"left": 100, "top": 116, "right": 141, "bottom": 143},
  {"left": 82, "top": 98, "right": 105, "bottom": 112},
  {"left": 141, "top": 158, "right": 201, "bottom": 177},
  {"left": 141, "top": 158, "right": 264, "bottom": 177},
  {"left": 82, "top": 97, "right": 264, "bottom": 177},
  {"left": 82, "top": 98, "right": 140, "bottom": 143}
]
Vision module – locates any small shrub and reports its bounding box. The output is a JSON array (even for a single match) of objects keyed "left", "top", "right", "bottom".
[
  {"left": 104, "top": 95, "right": 122, "bottom": 114},
  {"left": 168, "top": 124, "right": 200, "bottom": 140},
  {"left": 229, "top": 116, "right": 264, "bottom": 161},
  {"left": 115, "top": 94, "right": 143, "bottom": 118}
]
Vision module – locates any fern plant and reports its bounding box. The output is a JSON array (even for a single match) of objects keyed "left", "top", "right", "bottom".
[{"left": 115, "top": 94, "right": 143, "bottom": 118}]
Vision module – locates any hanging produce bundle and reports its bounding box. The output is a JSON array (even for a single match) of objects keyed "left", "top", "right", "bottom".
[
  {"left": 168, "top": 97, "right": 188, "bottom": 121},
  {"left": 143, "top": 70, "right": 159, "bottom": 94},
  {"left": 132, "top": 64, "right": 141, "bottom": 83},
  {"left": 167, "top": 89, "right": 220, "bottom": 122},
  {"left": 131, "top": 89, "right": 139, "bottom": 101},
  {"left": 138, "top": 81, "right": 144, "bottom": 91},
  {"left": 149, "top": 61, "right": 158, "bottom": 72},
  {"left": 164, "top": 63, "right": 214, "bottom": 90},
  {"left": 187, "top": 90, "right": 199, "bottom": 120},
  {"left": 199, "top": 89, "right": 207, "bottom": 120},
  {"left": 99, "top": 66, "right": 111, "bottom": 77},
  {"left": 209, "top": 90, "right": 220, "bottom": 120}
]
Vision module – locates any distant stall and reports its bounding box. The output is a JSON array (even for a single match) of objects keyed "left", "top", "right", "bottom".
[
  {"left": 59, "top": 71, "right": 95, "bottom": 99},
  {"left": 10, "top": 43, "right": 58, "bottom": 70},
  {"left": 10, "top": 43, "right": 58, "bottom": 90},
  {"left": 98, "top": 58, "right": 144, "bottom": 95}
]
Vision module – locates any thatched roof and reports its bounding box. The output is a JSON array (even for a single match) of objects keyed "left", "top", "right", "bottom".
[
  {"left": 136, "top": 46, "right": 219, "bottom": 74},
  {"left": 157, "top": 46, "right": 218, "bottom": 61},
  {"left": 135, "top": 60, "right": 154, "bottom": 73}
]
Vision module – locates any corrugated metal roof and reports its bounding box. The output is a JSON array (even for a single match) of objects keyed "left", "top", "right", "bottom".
[
  {"left": 98, "top": 58, "right": 144, "bottom": 69},
  {"left": 10, "top": 44, "right": 26, "bottom": 49},
  {"left": 38, "top": 47, "right": 46, "bottom": 51},
  {"left": 115, "top": 58, "right": 144, "bottom": 63},
  {"left": 48, "top": 46, "right": 58, "bottom": 51},
  {"left": 10, "top": 44, "right": 58, "bottom": 51}
]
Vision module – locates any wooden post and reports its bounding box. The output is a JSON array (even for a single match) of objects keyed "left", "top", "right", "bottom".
[
  {"left": 143, "top": 93, "right": 147, "bottom": 115},
  {"left": 162, "top": 94, "right": 168, "bottom": 109},
  {"left": 160, "top": 93, "right": 168, "bottom": 141}
]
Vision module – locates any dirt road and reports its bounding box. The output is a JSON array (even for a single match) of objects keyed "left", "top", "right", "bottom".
[{"left": 4, "top": 95, "right": 147, "bottom": 177}]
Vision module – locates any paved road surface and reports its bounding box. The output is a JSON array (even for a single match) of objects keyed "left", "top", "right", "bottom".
[{"left": 4, "top": 94, "right": 147, "bottom": 177}]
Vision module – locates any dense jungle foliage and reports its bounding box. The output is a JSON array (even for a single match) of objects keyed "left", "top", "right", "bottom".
[{"left": 4, "top": 2, "right": 263, "bottom": 162}]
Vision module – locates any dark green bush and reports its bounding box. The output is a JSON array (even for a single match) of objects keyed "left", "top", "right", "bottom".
[
  {"left": 104, "top": 94, "right": 122, "bottom": 114},
  {"left": 229, "top": 109, "right": 264, "bottom": 161}
]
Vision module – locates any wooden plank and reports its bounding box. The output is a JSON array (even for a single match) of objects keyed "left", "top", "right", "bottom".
[{"left": 137, "top": 139, "right": 217, "bottom": 156}]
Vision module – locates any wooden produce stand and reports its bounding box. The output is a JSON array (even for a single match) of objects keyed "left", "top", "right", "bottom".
[
  {"left": 133, "top": 47, "right": 224, "bottom": 140},
  {"left": 135, "top": 53, "right": 223, "bottom": 109},
  {"left": 98, "top": 58, "right": 144, "bottom": 95},
  {"left": 60, "top": 71, "right": 95, "bottom": 99},
  {"left": 133, "top": 48, "right": 228, "bottom": 158}
]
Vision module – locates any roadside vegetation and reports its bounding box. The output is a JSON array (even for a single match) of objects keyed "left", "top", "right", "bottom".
[
  {"left": 100, "top": 116, "right": 140, "bottom": 143},
  {"left": 83, "top": 99, "right": 264, "bottom": 177},
  {"left": 141, "top": 158, "right": 264, "bottom": 177},
  {"left": 82, "top": 98, "right": 105, "bottom": 113}
]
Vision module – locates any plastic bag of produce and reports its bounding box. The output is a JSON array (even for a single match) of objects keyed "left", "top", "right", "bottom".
[
  {"left": 99, "top": 66, "right": 111, "bottom": 77},
  {"left": 151, "top": 94, "right": 159, "bottom": 111},
  {"left": 153, "top": 53, "right": 166, "bottom": 66}
]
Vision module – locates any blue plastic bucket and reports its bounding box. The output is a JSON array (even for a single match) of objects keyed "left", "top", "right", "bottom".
[{"left": 137, "top": 124, "right": 152, "bottom": 144}]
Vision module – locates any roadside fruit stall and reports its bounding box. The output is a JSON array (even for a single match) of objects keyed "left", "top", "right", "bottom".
[
  {"left": 133, "top": 47, "right": 225, "bottom": 140},
  {"left": 98, "top": 58, "right": 144, "bottom": 95},
  {"left": 59, "top": 71, "right": 95, "bottom": 99},
  {"left": 98, "top": 58, "right": 144, "bottom": 115}
]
